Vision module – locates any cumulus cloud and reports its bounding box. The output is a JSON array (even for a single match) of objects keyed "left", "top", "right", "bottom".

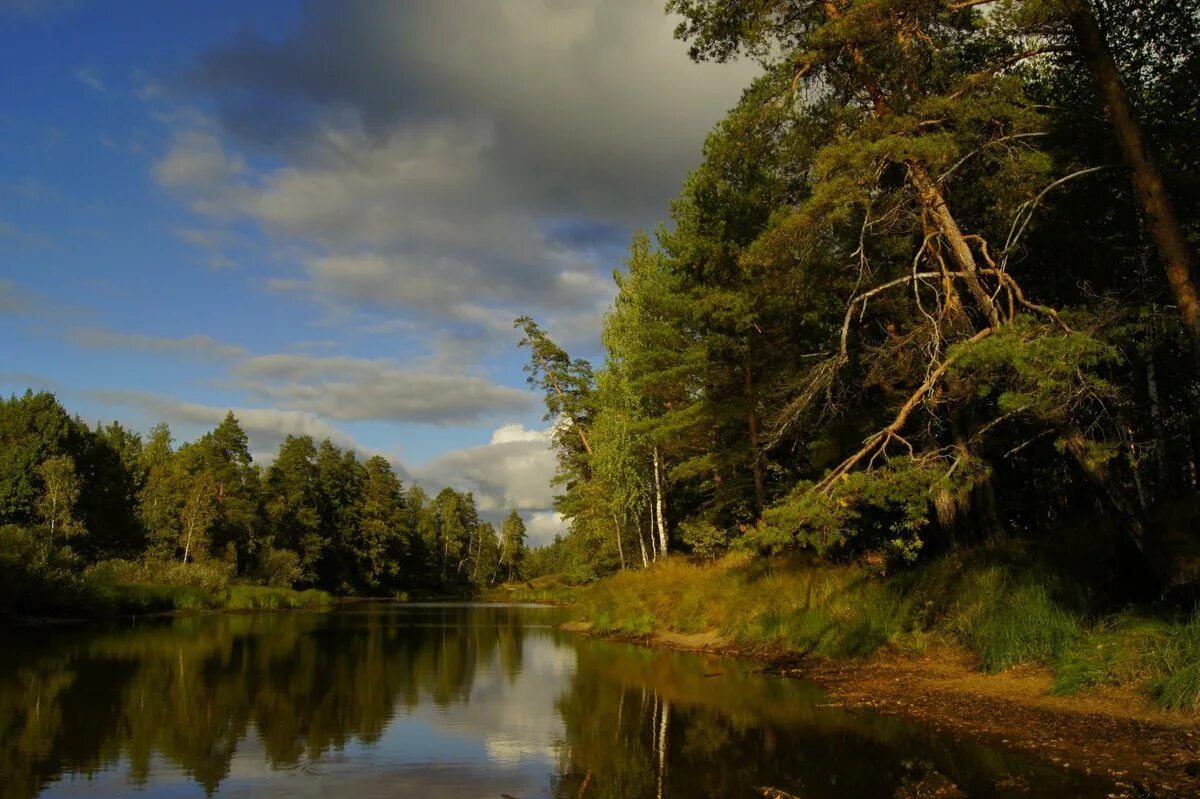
[
  {"left": 154, "top": 129, "right": 245, "bottom": 192},
  {"left": 232, "top": 352, "right": 533, "bottom": 425},
  {"left": 192, "top": 1, "right": 755, "bottom": 222},
  {"left": 151, "top": 1, "right": 755, "bottom": 341},
  {"left": 412, "top": 423, "right": 562, "bottom": 540},
  {"left": 525, "top": 511, "right": 568, "bottom": 547}
]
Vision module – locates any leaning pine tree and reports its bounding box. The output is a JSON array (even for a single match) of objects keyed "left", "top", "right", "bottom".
[{"left": 669, "top": 0, "right": 1172, "bottom": 582}]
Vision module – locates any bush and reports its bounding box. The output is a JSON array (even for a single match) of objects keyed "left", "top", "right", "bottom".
[
  {"left": 0, "top": 524, "right": 83, "bottom": 616},
  {"left": 679, "top": 519, "right": 730, "bottom": 560},
  {"left": 258, "top": 547, "right": 303, "bottom": 588},
  {"left": 226, "top": 585, "right": 332, "bottom": 610},
  {"left": 84, "top": 557, "right": 233, "bottom": 594}
]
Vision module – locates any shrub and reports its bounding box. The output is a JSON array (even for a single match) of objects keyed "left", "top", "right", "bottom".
[
  {"left": 225, "top": 585, "right": 332, "bottom": 610},
  {"left": 84, "top": 557, "right": 233, "bottom": 594},
  {"left": 258, "top": 547, "right": 303, "bottom": 588},
  {"left": 0, "top": 524, "right": 83, "bottom": 616},
  {"left": 679, "top": 519, "right": 730, "bottom": 560}
]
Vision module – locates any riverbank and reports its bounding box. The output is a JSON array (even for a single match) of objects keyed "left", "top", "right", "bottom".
[
  {"left": 498, "top": 552, "right": 1200, "bottom": 797},
  {"left": 2, "top": 583, "right": 335, "bottom": 625}
]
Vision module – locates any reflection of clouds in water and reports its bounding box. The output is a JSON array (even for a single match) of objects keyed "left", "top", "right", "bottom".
[
  {"left": 414, "top": 632, "right": 576, "bottom": 769},
  {"left": 31, "top": 608, "right": 579, "bottom": 799},
  {"left": 484, "top": 735, "right": 547, "bottom": 767}
]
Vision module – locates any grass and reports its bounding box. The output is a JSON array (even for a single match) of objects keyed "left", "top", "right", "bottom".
[
  {"left": 520, "top": 549, "right": 1200, "bottom": 712},
  {"left": 224, "top": 585, "right": 333, "bottom": 610},
  {"left": 71, "top": 566, "right": 335, "bottom": 616}
]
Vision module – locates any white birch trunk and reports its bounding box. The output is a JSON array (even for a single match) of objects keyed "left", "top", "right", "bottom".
[{"left": 653, "top": 447, "right": 668, "bottom": 556}]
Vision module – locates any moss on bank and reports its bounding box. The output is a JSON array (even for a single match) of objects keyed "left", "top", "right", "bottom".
[{"left": 505, "top": 551, "right": 1200, "bottom": 712}]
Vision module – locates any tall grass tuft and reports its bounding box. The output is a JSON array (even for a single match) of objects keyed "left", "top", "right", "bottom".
[
  {"left": 960, "top": 581, "right": 1082, "bottom": 672},
  {"left": 1147, "top": 615, "right": 1200, "bottom": 711}
]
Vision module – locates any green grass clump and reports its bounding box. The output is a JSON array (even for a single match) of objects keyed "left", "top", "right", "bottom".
[
  {"left": 224, "top": 585, "right": 333, "bottom": 610},
  {"left": 100, "top": 583, "right": 220, "bottom": 613},
  {"left": 960, "top": 581, "right": 1082, "bottom": 672},
  {"left": 1052, "top": 615, "right": 1172, "bottom": 694},
  {"left": 1147, "top": 616, "right": 1200, "bottom": 711}
]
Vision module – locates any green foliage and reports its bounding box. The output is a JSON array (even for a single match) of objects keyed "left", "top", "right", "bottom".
[
  {"left": 761, "top": 458, "right": 940, "bottom": 563},
  {"left": 678, "top": 519, "right": 730, "bottom": 560},
  {"left": 521, "top": 0, "right": 1200, "bottom": 608},
  {"left": 951, "top": 320, "right": 1122, "bottom": 422},
  {"left": 0, "top": 524, "right": 82, "bottom": 617},
  {"left": 1, "top": 390, "right": 531, "bottom": 618},
  {"left": 85, "top": 557, "right": 234, "bottom": 595},
  {"left": 257, "top": 546, "right": 303, "bottom": 588},
  {"left": 224, "top": 585, "right": 332, "bottom": 610}
]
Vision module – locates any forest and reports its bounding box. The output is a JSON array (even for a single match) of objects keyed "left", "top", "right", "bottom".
[
  {"left": 0, "top": 390, "right": 528, "bottom": 616},
  {"left": 519, "top": 0, "right": 1200, "bottom": 598}
]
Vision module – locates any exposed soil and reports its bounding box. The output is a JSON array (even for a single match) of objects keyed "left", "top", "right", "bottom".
[
  {"left": 565, "top": 624, "right": 1200, "bottom": 798},
  {"left": 788, "top": 650, "right": 1200, "bottom": 799}
]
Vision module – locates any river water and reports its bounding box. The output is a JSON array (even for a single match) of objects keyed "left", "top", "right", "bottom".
[{"left": 0, "top": 603, "right": 1117, "bottom": 798}]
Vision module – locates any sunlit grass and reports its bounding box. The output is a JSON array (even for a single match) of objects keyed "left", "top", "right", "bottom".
[
  {"left": 529, "top": 550, "right": 1200, "bottom": 711},
  {"left": 224, "top": 585, "right": 333, "bottom": 610}
]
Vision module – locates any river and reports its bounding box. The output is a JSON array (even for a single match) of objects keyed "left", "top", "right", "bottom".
[{"left": 0, "top": 603, "right": 1119, "bottom": 798}]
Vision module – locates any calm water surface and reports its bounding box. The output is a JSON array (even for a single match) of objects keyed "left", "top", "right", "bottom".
[{"left": 1, "top": 603, "right": 1117, "bottom": 798}]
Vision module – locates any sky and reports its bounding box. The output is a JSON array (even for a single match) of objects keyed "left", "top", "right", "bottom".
[{"left": 0, "top": 0, "right": 755, "bottom": 543}]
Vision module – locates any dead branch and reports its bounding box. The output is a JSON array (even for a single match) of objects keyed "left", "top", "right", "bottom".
[
  {"left": 841, "top": 272, "right": 945, "bottom": 358},
  {"left": 815, "top": 329, "right": 992, "bottom": 494}
]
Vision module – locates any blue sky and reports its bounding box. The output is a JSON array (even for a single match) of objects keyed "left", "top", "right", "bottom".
[{"left": 0, "top": 0, "right": 753, "bottom": 542}]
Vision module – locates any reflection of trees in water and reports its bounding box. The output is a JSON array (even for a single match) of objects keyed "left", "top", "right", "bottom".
[
  {"left": 0, "top": 605, "right": 532, "bottom": 798},
  {"left": 549, "top": 642, "right": 1112, "bottom": 799}
]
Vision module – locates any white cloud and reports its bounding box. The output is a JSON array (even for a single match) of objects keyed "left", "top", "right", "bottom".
[
  {"left": 413, "top": 424, "right": 560, "bottom": 538},
  {"left": 232, "top": 353, "right": 532, "bottom": 425},
  {"left": 150, "top": 1, "right": 755, "bottom": 343},
  {"left": 489, "top": 423, "right": 545, "bottom": 444},
  {"left": 525, "top": 511, "right": 567, "bottom": 547},
  {"left": 154, "top": 129, "right": 245, "bottom": 192}
]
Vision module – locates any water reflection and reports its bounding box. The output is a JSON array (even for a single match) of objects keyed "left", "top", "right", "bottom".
[{"left": 0, "top": 604, "right": 1115, "bottom": 798}]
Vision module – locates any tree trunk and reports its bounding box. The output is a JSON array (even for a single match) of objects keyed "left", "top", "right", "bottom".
[
  {"left": 1146, "top": 358, "right": 1168, "bottom": 494},
  {"left": 1071, "top": 3, "right": 1200, "bottom": 363},
  {"left": 638, "top": 521, "right": 650, "bottom": 569},
  {"left": 1061, "top": 429, "right": 1172, "bottom": 587},
  {"left": 538, "top": 355, "right": 594, "bottom": 455},
  {"left": 182, "top": 521, "right": 193, "bottom": 563},
  {"left": 908, "top": 163, "right": 1003, "bottom": 328},
  {"left": 647, "top": 504, "right": 659, "bottom": 561},
  {"left": 653, "top": 446, "right": 668, "bottom": 556},
  {"left": 744, "top": 364, "right": 766, "bottom": 518},
  {"left": 612, "top": 512, "right": 626, "bottom": 571}
]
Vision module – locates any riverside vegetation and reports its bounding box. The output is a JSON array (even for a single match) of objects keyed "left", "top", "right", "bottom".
[
  {"left": 0, "top": 391, "right": 529, "bottom": 620},
  {"left": 505, "top": 0, "right": 1200, "bottom": 715}
]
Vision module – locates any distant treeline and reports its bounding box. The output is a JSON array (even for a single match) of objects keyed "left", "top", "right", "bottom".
[{"left": 0, "top": 390, "right": 527, "bottom": 614}]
